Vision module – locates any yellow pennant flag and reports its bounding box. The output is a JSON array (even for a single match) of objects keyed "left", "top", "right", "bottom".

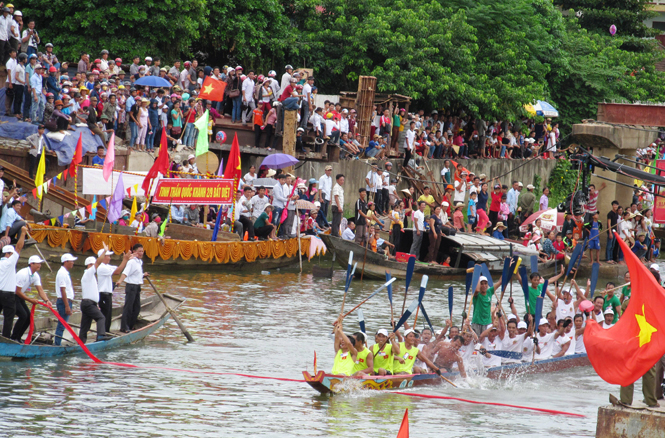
[
  {"left": 130, "top": 196, "right": 138, "bottom": 222},
  {"left": 34, "top": 147, "right": 46, "bottom": 200}
]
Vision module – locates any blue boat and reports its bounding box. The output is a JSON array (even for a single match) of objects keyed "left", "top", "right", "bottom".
[{"left": 0, "top": 293, "right": 185, "bottom": 359}]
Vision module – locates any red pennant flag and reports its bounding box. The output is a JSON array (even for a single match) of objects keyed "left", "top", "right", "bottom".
[
  {"left": 584, "top": 232, "right": 665, "bottom": 386},
  {"left": 224, "top": 133, "right": 242, "bottom": 181},
  {"left": 396, "top": 409, "right": 408, "bottom": 438},
  {"left": 198, "top": 76, "right": 227, "bottom": 102},
  {"left": 141, "top": 125, "right": 171, "bottom": 195},
  {"left": 32, "top": 188, "right": 37, "bottom": 198},
  {"left": 69, "top": 133, "right": 83, "bottom": 178},
  {"left": 85, "top": 204, "right": 93, "bottom": 214}
]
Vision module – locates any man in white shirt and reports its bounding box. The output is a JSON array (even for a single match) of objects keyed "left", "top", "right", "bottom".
[
  {"left": 5, "top": 47, "right": 17, "bottom": 115},
  {"left": 301, "top": 76, "right": 313, "bottom": 129},
  {"left": 54, "top": 252, "right": 77, "bottom": 345},
  {"left": 365, "top": 165, "right": 380, "bottom": 203},
  {"left": 339, "top": 109, "right": 350, "bottom": 137},
  {"left": 403, "top": 121, "right": 416, "bottom": 168},
  {"left": 241, "top": 70, "right": 256, "bottom": 125},
  {"left": 280, "top": 65, "right": 293, "bottom": 93},
  {"left": 602, "top": 308, "right": 615, "bottom": 329},
  {"left": 0, "top": 226, "right": 26, "bottom": 339},
  {"left": 12, "top": 255, "right": 51, "bottom": 342},
  {"left": 331, "top": 174, "right": 345, "bottom": 237},
  {"left": 250, "top": 186, "right": 270, "bottom": 219},
  {"left": 534, "top": 318, "right": 558, "bottom": 360},
  {"left": 97, "top": 248, "right": 132, "bottom": 333},
  {"left": 267, "top": 70, "right": 280, "bottom": 101},
  {"left": 409, "top": 201, "right": 426, "bottom": 258},
  {"left": 500, "top": 318, "right": 532, "bottom": 365},
  {"left": 117, "top": 243, "right": 149, "bottom": 333},
  {"left": 0, "top": 8, "right": 9, "bottom": 67},
  {"left": 271, "top": 174, "right": 288, "bottom": 227},
  {"left": 29, "top": 63, "right": 44, "bottom": 123},
  {"left": 479, "top": 323, "right": 504, "bottom": 368},
  {"left": 342, "top": 221, "right": 355, "bottom": 241},
  {"left": 381, "top": 162, "right": 392, "bottom": 214},
  {"left": 454, "top": 178, "right": 466, "bottom": 204},
  {"left": 237, "top": 186, "right": 255, "bottom": 240},
  {"left": 318, "top": 165, "right": 333, "bottom": 220},
  {"left": 79, "top": 246, "right": 109, "bottom": 343}
]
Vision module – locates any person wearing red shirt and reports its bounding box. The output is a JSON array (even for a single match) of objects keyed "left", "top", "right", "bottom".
[{"left": 488, "top": 183, "right": 503, "bottom": 228}]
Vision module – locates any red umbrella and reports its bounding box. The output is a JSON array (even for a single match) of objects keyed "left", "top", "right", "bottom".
[{"left": 519, "top": 208, "right": 565, "bottom": 233}]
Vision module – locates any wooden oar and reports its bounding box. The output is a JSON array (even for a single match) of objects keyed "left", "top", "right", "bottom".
[
  {"left": 412, "top": 275, "right": 428, "bottom": 327},
  {"left": 340, "top": 277, "right": 397, "bottom": 320},
  {"left": 418, "top": 302, "right": 434, "bottom": 332},
  {"left": 386, "top": 271, "right": 395, "bottom": 329},
  {"left": 394, "top": 298, "right": 419, "bottom": 332},
  {"left": 588, "top": 262, "right": 600, "bottom": 297},
  {"left": 463, "top": 265, "right": 482, "bottom": 325},
  {"left": 26, "top": 231, "right": 52, "bottom": 272},
  {"left": 339, "top": 253, "right": 357, "bottom": 319},
  {"left": 530, "top": 255, "right": 538, "bottom": 275},
  {"left": 531, "top": 279, "right": 549, "bottom": 364},
  {"left": 461, "top": 261, "right": 475, "bottom": 325},
  {"left": 147, "top": 277, "right": 194, "bottom": 342},
  {"left": 447, "top": 286, "right": 453, "bottom": 321},
  {"left": 486, "top": 350, "right": 523, "bottom": 360},
  {"left": 496, "top": 257, "right": 513, "bottom": 315},
  {"left": 519, "top": 265, "right": 530, "bottom": 315},
  {"left": 400, "top": 256, "right": 416, "bottom": 315},
  {"left": 435, "top": 369, "right": 457, "bottom": 388},
  {"left": 357, "top": 309, "right": 365, "bottom": 334}
]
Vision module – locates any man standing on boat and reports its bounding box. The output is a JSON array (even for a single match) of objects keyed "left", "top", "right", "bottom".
[
  {"left": 79, "top": 243, "right": 111, "bottom": 343},
  {"left": 331, "top": 174, "right": 344, "bottom": 237},
  {"left": 0, "top": 225, "right": 26, "bottom": 339},
  {"left": 11, "top": 255, "right": 51, "bottom": 342},
  {"left": 117, "top": 243, "right": 149, "bottom": 333},
  {"left": 54, "top": 253, "right": 77, "bottom": 345},
  {"left": 97, "top": 248, "right": 133, "bottom": 333},
  {"left": 318, "top": 165, "right": 333, "bottom": 221},
  {"left": 471, "top": 275, "right": 504, "bottom": 337}
]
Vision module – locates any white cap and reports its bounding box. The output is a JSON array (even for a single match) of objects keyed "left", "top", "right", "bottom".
[
  {"left": 527, "top": 184, "right": 535, "bottom": 190},
  {"left": 404, "top": 328, "right": 416, "bottom": 337},
  {"left": 539, "top": 318, "right": 549, "bottom": 326},
  {"left": 145, "top": 56, "right": 152, "bottom": 61},
  {"left": 187, "top": 154, "right": 195, "bottom": 160},
  {"left": 517, "top": 321, "right": 528, "bottom": 329},
  {"left": 518, "top": 182, "right": 524, "bottom": 187},
  {"left": 61, "top": 253, "right": 77, "bottom": 263},
  {"left": 376, "top": 329, "right": 389, "bottom": 337},
  {"left": 650, "top": 263, "right": 660, "bottom": 272},
  {"left": 2, "top": 245, "right": 15, "bottom": 254},
  {"left": 479, "top": 275, "right": 488, "bottom": 283},
  {"left": 97, "top": 248, "right": 114, "bottom": 257},
  {"left": 442, "top": 201, "right": 449, "bottom": 207},
  {"left": 604, "top": 307, "right": 614, "bottom": 315},
  {"left": 84, "top": 256, "right": 97, "bottom": 266},
  {"left": 506, "top": 313, "right": 517, "bottom": 321},
  {"left": 28, "top": 255, "right": 44, "bottom": 264},
  {"left": 314, "top": 201, "right": 321, "bottom": 207},
  {"left": 435, "top": 329, "right": 443, "bottom": 335}
]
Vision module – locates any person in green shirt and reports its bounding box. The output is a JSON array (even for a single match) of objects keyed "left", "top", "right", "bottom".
[
  {"left": 471, "top": 275, "right": 504, "bottom": 336},
  {"left": 516, "top": 265, "right": 564, "bottom": 315},
  {"left": 253, "top": 204, "right": 277, "bottom": 240},
  {"left": 620, "top": 272, "right": 630, "bottom": 303},
  {"left": 601, "top": 281, "right": 622, "bottom": 324},
  {"left": 417, "top": 186, "right": 436, "bottom": 217}
]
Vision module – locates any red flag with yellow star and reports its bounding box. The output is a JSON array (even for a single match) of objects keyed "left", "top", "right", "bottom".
[
  {"left": 198, "top": 76, "right": 226, "bottom": 101},
  {"left": 584, "top": 232, "right": 665, "bottom": 386}
]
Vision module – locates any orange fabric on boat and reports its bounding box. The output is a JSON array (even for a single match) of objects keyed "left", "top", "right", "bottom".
[{"left": 29, "top": 225, "right": 310, "bottom": 264}]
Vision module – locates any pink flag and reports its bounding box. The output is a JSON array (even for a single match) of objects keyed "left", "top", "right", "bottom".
[{"left": 103, "top": 133, "right": 115, "bottom": 182}]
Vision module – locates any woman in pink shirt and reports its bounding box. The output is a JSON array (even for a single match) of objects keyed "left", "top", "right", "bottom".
[{"left": 453, "top": 202, "right": 465, "bottom": 231}]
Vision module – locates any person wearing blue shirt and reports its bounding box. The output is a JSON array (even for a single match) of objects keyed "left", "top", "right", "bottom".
[
  {"left": 91, "top": 146, "right": 105, "bottom": 166},
  {"left": 585, "top": 211, "right": 602, "bottom": 265},
  {"left": 492, "top": 222, "right": 506, "bottom": 240},
  {"left": 170, "top": 205, "right": 185, "bottom": 224},
  {"left": 365, "top": 135, "right": 380, "bottom": 158},
  {"left": 467, "top": 191, "right": 477, "bottom": 232},
  {"left": 1, "top": 200, "right": 27, "bottom": 240}
]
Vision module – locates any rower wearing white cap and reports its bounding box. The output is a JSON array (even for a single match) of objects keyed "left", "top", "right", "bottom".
[
  {"left": 96, "top": 247, "right": 133, "bottom": 333},
  {"left": 79, "top": 243, "right": 111, "bottom": 343},
  {"left": 11, "top": 255, "right": 51, "bottom": 342},
  {"left": 0, "top": 225, "right": 26, "bottom": 340},
  {"left": 54, "top": 252, "right": 78, "bottom": 345},
  {"left": 393, "top": 328, "right": 440, "bottom": 375},
  {"left": 471, "top": 274, "right": 505, "bottom": 336},
  {"left": 501, "top": 312, "right": 534, "bottom": 365},
  {"left": 553, "top": 278, "right": 586, "bottom": 322},
  {"left": 478, "top": 312, "right": 505, "bottom": 368},
  {"left": 602, "top": 308, "right": 615, "bottom": 329},
  {"left": 534, "top": 317, "right": 566, "bottom": 360},
  {"left": 372, "top": 329, "right": 400, "bottom": 376}
]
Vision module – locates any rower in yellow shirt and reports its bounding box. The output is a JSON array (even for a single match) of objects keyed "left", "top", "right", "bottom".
[
  {"left": 351, "top": 332, "right": 373, "bottom": 375},
  {"left": 331, "top": 321, "right": 357, "bottom": 376},
  {"left": 372, "top": 329, "right": 400, "bottom": 375},
  {"left": 394, "top": 328, "right": 440, "bottom": 375}
]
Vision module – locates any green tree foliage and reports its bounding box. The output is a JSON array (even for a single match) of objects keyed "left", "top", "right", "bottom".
[
  {"left": 547, "top": 17, "right": 665, "bottom": 131},
  {"left": 547, "top": 160, "right": 578, "bottom": 206},
  {"left": 554, "top": 0, "right": 658, "bottom": 38},
  {"left": 23, "top": 0, "right": 206, "bottom": 61}
]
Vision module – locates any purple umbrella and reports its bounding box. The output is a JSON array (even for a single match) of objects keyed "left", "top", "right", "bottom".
[{"left": 261, "top": 153, "right": 299, "bottom": 169}]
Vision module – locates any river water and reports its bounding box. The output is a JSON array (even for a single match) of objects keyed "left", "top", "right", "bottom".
[{"left": 0, "top": 261, "right": 632, "bottom": 437}]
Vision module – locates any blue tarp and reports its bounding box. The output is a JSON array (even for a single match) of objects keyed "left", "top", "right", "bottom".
[{"left": 0, "top": 88, "right": 103, "bottom": 166}]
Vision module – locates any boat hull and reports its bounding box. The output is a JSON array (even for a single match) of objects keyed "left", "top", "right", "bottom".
[
  {"left": 303, "top": 353, "right": 590, "bottom": 394},
  {"left": 0, "top": 294, "right": 184, "bottom": 359}
]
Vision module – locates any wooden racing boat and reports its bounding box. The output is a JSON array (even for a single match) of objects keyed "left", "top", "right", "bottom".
[
  {"left": 0, "top": 293, "right": 185, "bottom": 359},
  {"left": 303, "top": 353, "right": 590, "bottom": 395}
]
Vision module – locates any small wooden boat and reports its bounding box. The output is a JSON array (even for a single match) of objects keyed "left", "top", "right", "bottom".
[
  {"left": 321, "top": 233, "right": 550, "bottom": 281},
  {"left": 303, "top": 353, "right": 590, "bottom": 395},
  {"left": 0, "top": 293, "right": 185, "bottom": 359}
]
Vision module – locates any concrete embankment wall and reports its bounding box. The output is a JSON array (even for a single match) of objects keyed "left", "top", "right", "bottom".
[{"left": 268, "top": 158, "right": 559, "bottom": 213}]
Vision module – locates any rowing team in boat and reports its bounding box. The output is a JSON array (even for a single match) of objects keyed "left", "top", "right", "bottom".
[
  {"left": 330, "top": 266, "right": 626, "bottom": 377},
  {"left": 0, "top": 227, "right": 149, "bottom": 345}
]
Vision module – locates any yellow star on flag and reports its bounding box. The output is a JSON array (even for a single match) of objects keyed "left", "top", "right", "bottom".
[
  {"left": 636, "top": 305, "right": 657, "bottom": 347},
  {"left": 203, "top": 83, "right": 215, "bottom": 95}
]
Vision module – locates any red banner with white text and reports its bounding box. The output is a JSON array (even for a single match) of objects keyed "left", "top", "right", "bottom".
[{"left": 151, "top": 178, "right": 235, "bottom": 205}]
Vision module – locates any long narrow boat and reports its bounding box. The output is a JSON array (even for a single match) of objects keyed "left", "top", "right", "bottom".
[
  {"left": 303, "top": 353, "right": 590, "bottom": 395},
  {"left": 21, "top": 225, "right": 311, "bottom": 271},
  {"left": 0, "top": 293, "right": 184, "bottom": 359},
  {"left": 320, "top": 234, "right": 553, "bottom": 281}
]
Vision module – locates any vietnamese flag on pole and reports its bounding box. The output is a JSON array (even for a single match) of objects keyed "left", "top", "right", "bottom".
[
  {"left": 69, "top": 133, "right": 83, "bottom": 178},
  {"left": 198, "top": 76, "right": 227, "bottom": 101},
  {"left": 584, "top": 232, "right": 665, "bottom": 386},
  {"left": 224, "top": 133, "right": 242, "bottom": 181},
  {"left": 396, "top": 408, "right": 409, "bottom": 438}
]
